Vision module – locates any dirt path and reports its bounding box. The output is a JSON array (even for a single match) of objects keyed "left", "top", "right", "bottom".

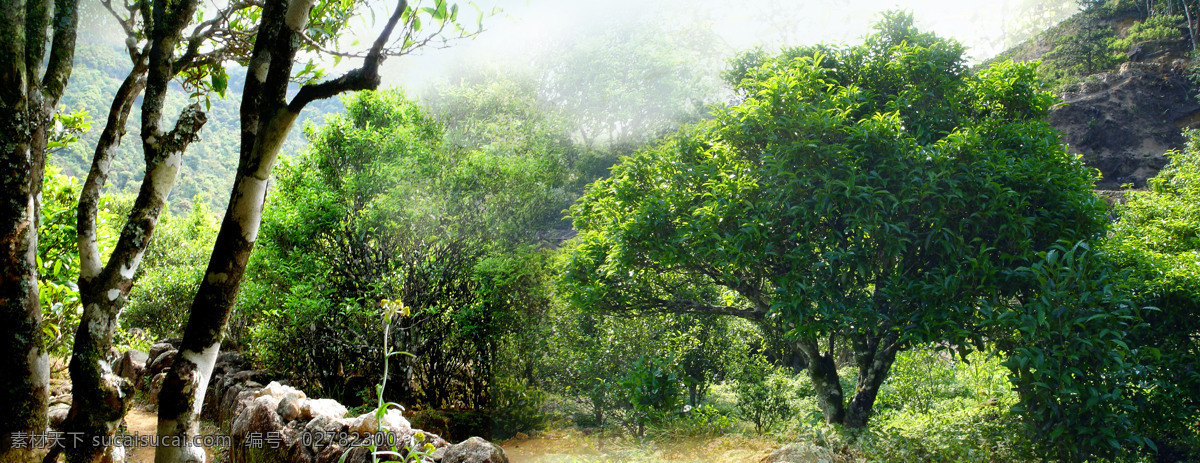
[
  {"left": 121, "top": 407, "right": 217, "bottom": 463},
  {"left": 123, "top": 408, "right": 158, "bottom": 463},
  {"left": 499, "top": 432, "right": 778, "bottom": 463}
]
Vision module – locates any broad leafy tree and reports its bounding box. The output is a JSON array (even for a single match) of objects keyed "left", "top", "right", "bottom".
[
  {"left": 1106, "top": 131, "right": 1200, "bottom": 459},
  {"left": 560, "top": 13, "right": 1107, "bottom": 429}
]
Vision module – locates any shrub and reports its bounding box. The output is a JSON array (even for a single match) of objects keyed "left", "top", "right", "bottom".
[
  {"left": 619, "top": 355, "right": 684, "bottom": 437},
  {"left": 732, "top": 354, "right": 794, "bottom": 434},
  {"left": 490, "top": 378, "right": 549, "bottom": 439}
]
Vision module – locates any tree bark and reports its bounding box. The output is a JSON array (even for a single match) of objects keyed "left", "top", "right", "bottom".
[
  {"left": 62, "top": 0, "right": 213, "bottom": 457},
  {"left": 796, "top": 339, "right": 846, "bottom": 425},
  {"left": 0, "top": 0, "right": 77, "bottom": 459},
  {"left": 155, "top": 1, "right": 409, "bottom": 461},
  {"left": 843, "top": 330, "right": 900, "bottom": 429}
]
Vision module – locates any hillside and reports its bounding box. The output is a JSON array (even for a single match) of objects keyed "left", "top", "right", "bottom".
[
  {"left": 55, "top": 41, "right": 343, "bottom": 211},
  {"left": 990, "top": 1, "right": 1200, "bottom": 189}
]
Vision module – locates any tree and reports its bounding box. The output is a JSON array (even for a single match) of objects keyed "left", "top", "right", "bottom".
[
  {"left": 560, "top": 13, "right": 1107, "bottom": 429},
  {"left": 1105, "top": 131, "right": 1200, "bottom": 459},
  {"left": 58, "top": 0, "right": 256, "bottom": 458},
  {"left": 151, "top": 1, "right": 480, "bottom": 460},
  {"left": 0, "top": 0, "right": 79, "bottom": 458}
]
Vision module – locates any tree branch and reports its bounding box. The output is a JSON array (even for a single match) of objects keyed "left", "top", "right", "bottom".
[
  {"left": 288, "top": 0, "right": 407, "bottom": 112},
  {"left": 640, "top": 298, "right": 768, "bottom": 320},
  {"left": 76, "top": 59, "right": 148, "bottom": 282}
]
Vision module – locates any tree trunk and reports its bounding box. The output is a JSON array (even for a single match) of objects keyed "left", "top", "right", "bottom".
[
  {"left": 155, "top": 1, "right": 410, "bottom": 460},
  {"left": 62, "top": 0, "right": 209, "bottom": 455},
  {"left": 843, "top": 331, "right": 900, "bottom": 429},
  {"left": 0, "top": 0, "right": 77, "bottom": 459},
  {"left": 796, "top": 339, "right": 846, "bottom": 425},
  {"left": 64, "top": 101, "right": 204, "bottom": 463}
]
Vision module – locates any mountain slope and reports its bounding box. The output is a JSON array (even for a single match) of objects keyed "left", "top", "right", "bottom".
[
  {"left": 56, "top": 41, "right": 342, "bottom": 211},
  {"left": 990, "top": 2, "right": 1200, "bottom": 189}
]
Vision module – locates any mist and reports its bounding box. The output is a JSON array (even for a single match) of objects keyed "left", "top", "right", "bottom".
[{"left": 380, "top": 0, "right": 1078, "bottom": 95}]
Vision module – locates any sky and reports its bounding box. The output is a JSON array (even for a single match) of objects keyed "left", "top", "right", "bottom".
[{"left": 373, "top": 0, "right": 1077, "bottom": 92}]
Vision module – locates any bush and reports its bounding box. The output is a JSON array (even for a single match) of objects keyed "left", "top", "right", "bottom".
[
  {"left": 490, "top": 378, "right": 549, "bottom": 439},
  {"left": 122, "top": 197, "right": 218, "bottom": 340},
  {"left": 1105, "top": 132, "right": 1200, "bottom": 460},
  {"left": 994, "top": 243, "right": 1150, "bottom": 460},
  {"left": 619, "top": 355, "right": 684, "bottom": 437},
  {"left": 732, "top": 354, "right": 794, "bottom": 434},
  {"left": 867, "top": 350, "right": 1033, "bottom": 461},
  {"left": 653, "top": 404, "right": 734, "bottom": 439}
]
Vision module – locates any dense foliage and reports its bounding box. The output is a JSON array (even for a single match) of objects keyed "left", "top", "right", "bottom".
[
  {"left": 562, "top": 13, "right": 1109, "bottom": 437},
  {"left": 1105, "top": 131, "right": 1200, "bottom": 459},
  {"left": 54, "top": 5, "right": 1196, "bottom": 460}
]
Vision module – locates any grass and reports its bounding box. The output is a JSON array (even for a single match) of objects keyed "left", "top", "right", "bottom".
[{"left": 508, "top": 348, "right": 1045, "bottom": 463}]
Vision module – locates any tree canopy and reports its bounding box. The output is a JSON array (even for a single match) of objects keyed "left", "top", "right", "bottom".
[{"left": 561, "top": 13, "right": 1108, "bottom": 429}]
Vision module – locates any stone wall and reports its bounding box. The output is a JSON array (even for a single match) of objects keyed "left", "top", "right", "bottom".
[{"left": 113, "top": 342, "right": 508, "bottom": 463}]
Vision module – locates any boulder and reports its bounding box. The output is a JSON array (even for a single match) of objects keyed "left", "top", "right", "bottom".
[
  {"left": 230, "top": 396, "right": 287, "bottom": 463},
  {"left": 303, "top": 414, "right": 348, "bottom": 450},
  {"left": 146, "top": 342, "right": 174, "bottom": 365},
  {"left": 277, "top": 394, "right": 304, "bottom": 422},
  {"left": 147, "top": 371, "right": 167, "bottom": 405},
  {"left": 116, "top": 349, "right": 148, "bottom": 383},
  {"left": 441, "top": 437, "right": 508, "bottom": 463},
  {"left": 221, "top": 384, "right": 262, "bottom": 432},
  {"left": 145, "top": 348, "right": 176, "bottom": 381},
  {"left": 100, "top": 441, "right": 125, "bottom": 463},
  {"left": 349, "top": 408, "right": 411, "bottom": 438},
  {"left": 302, "top": 398, "right": 348, "bottom": 421},
  {"left": 47, "top": 402, "right": 71, "bottom": 430}
]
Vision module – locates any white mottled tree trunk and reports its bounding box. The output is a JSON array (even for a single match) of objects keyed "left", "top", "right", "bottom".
[{"left": 0, "top": 0, "right": 77, "bottom": 459}]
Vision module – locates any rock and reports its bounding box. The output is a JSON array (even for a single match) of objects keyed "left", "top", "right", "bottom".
[
  {"left": 147, "top": 342, "right": 174, "bottom": 364},
  {"left": 216, "top": 351, "right": 247, "bottom": 369},
  {"left": 277, "top": 394, "right": 303, "bottom": 422},
  {"left": 302, "top": 398, "right": 348, "bottom": 420},
  {"left": 147, "top": 371, "right": 167, "bottom": 405},
  {"left": 315, "top": 445, "right": 370, "bottom": 463},
  {"left": 283, "top": 421, "right": 315, "bottom": 463},
  {"left": 47, "top": 403, "right": 70, "bottom": 430},
  {"left": 231, "top": 397, "right": 287, "bottom": 463},
  {"left": 145, "top": 348, "right": 176, "bottom": 380},
  {"left": 258, "top": 381, "right": 305, "bottom": 401},
  {"left": 116, "top": 349, "right": 147, "bottom": 383},
  {"left": 349, "top": 408, "right": 410, "bottom": 438},
  {"left": 221, "top": 384, "right": 261, "bottom": 432},
  {"left": 441, "top": 437, "right": 508, "bottom": 463},
  {"left": 303, "top": 414, "right": 348, "bottom": 450},
  {"left": 101, "top": 441, "right": 125, "bottom": 463}
]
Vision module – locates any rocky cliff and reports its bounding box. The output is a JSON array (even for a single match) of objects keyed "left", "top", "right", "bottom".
[
  {"left": 993, "top": 8, "right": 1200, "bottom": 189},
  {"left": 1050, "top": 38, "right": 1200, "bottom": 189}
]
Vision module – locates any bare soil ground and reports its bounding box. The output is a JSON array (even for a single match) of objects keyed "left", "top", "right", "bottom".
[{"left": 500, "top": 430, "right": 780, "bottom": 463}]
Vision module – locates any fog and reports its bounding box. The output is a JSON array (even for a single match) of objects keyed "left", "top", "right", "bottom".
[{"left": 377, "top": 0, "right": 1078, "bottom": 94}]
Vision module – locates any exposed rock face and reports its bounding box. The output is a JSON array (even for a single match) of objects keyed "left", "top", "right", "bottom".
[{"left": 1048, "top": 38, "right": 1200, "bottom": 189}]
